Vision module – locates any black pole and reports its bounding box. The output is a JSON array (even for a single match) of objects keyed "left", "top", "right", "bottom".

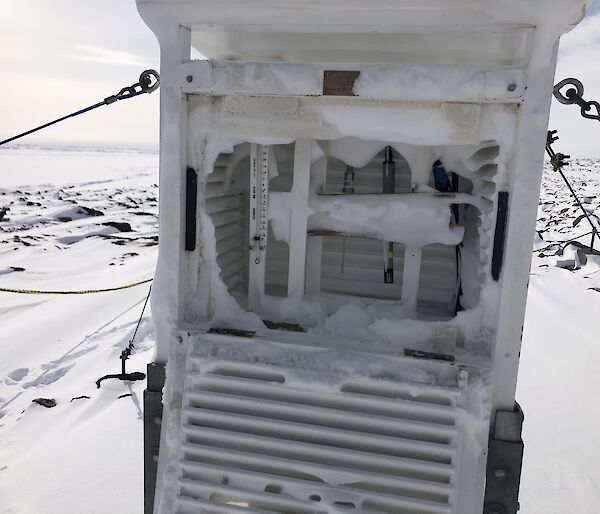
[
  {"left": 556, "top": 166, "right": 597, "bottom": 249},
  {"left": 383, "top": 146, "right": 395, "bottom": 283}
]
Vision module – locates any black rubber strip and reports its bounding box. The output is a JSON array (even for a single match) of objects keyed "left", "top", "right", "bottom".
[
  {"left": 491, "top": 191, "right": 509, "bottom": 281},
  {"left": 185, "top": 167, "right": 198, "bottom": 251}
]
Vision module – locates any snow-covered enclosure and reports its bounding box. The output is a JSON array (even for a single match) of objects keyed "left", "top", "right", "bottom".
[{"left": 135, "top": 1, "right": 590, "bottom": 513}]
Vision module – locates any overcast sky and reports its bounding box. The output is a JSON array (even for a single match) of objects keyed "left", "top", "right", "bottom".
[{"left": 1, "top": 1, "right": 599, "bottom": 155}]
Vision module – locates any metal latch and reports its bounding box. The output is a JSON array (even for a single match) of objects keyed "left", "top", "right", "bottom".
[
  {"left": 483, "top": 403, "right": 525, "bottom": 514},
  {"left": 208, "top": 327, "right": 256, "bottom": 338}
]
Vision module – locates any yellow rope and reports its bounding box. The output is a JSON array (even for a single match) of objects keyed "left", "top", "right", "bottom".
[{"left": 0, "top": 278, "right": 153, "bottom": 295}]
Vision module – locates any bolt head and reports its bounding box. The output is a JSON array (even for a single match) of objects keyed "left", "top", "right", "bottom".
[
  {"left": 494, "top": 467, "right": 507, "bottom": 480},
  {"left": 186, "top": 75, "right": 194, "bottom": 83}
]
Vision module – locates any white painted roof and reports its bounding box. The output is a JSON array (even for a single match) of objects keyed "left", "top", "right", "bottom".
[{"left": 137, "top": 0, "right": 589, "bottom": 64}]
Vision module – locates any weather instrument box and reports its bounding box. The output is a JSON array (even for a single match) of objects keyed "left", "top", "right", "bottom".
[{"left": 136, "top": 1, "right": 589, "bottom": 513}]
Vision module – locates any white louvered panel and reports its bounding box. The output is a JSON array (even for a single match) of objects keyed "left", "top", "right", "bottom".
[
  {"left": 206, "top": 194, "right": 242, "bottom": 214},
  {"left": 205, "top": 158, "right": 245, "bottom": 289},
  {"left": 315, "top": 237, "right": 457, "bottom": 312},
  {"left": 170, "top": 343, "right": 473, "bottom": 514},
  {"left": 180, "top": 461, "right": 451, "bottom": 514},
  {"left": 181, "top": 410, "right": 454, "bottom": 463}
]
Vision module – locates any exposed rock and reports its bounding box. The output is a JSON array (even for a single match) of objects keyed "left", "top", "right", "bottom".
[
  {"left": 32, "top": 398, "right": 57, "bottom": 408},
  {"left": 78, "top": 206, "right": 104, "bottom": 217},
  {"left": 102, "top": 221, "right": 132, "bottom": 232},
  {"left": 70, "top": 396, "right": 91, "bottom": 402}
]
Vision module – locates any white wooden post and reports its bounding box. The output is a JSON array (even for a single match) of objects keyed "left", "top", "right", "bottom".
[
  {"left": 305, "top": 237, "right": 322, "bottom": 295},
  {"left": 401, "top": 246, "right": 422, "bottom": 314},
  {"left": 287, "top": 140, "right": 312, "bottom": 298},
  {"left": 305, "top": 155, "right": 326, "bottom": 295},
  {"left": 151, "top": 25, "right": 190, "bottom": 363}
]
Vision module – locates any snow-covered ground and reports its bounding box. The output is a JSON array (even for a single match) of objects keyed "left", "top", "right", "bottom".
[
  {"left": 0, "top": 145, "right": 158, "bottom": 514},
  {"left": 518, "top": 158, "right": 600, "bottom": 513},
  {"left": 0, "top": 146, "right": 599, "bottom": 513}
]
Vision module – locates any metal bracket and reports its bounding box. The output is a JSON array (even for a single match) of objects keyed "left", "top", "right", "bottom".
[
  {"left": 491, "top": 191, "right": 509, "bottom": 281},
  {"left": 208, "top": 327, "right": 256, "bottom": 338},
  {"left": 263, "top": 320, "right": 306, "bottom": 332},
  {"left": 104, "top": 69, "right": 160, "bottom": 104},
  {"left": 95, "top": 346, "right": 146, "bottom": 388},
  {"left": 144, "top": 362, "right": 166, "bottom": 514},
  {"left": 483, "top": 403, "right": 525, "bottom": 514},
  {"left": 404, "top": 348, "right": 455, "bottom": 363},
  {"left": 323, "top": 70, "right": 360, "bottom": 96},
  {"left": 185, "top": 167, "right": 198, "bottom": 251}
]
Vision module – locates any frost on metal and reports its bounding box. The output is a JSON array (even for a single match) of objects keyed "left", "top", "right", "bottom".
[{"left": 136, "top": 1, "right": 589, "bottom": 513}]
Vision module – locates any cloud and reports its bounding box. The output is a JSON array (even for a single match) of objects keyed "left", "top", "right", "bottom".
[
  {"left": 556, "top": 13, "right": 600, "bottom": 83},
  {"left": 588, "top": 0, "right": 600, "bottom": 15},
  {"left": 559, "top": 12, "right": 600, "bottom": 54},
  {"left": 68, "top": 44, "right": 147, "bottom": 67}
]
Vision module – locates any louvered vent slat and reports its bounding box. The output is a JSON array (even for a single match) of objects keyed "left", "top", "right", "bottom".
[
  {"left": 181, "top": 425, "right": 453, "bottom": 482},
  {"left": 177, "top": 495, "right": 289, "bottom": 514},
  {"left": 180, "top": 442, "right": 452, "bottom": 499},
  {"left": 178, "top": 460, "right": 454, "bottom": 514},
  {"left": 182, "top": 409, "right": 454, "bottom": 463},
  {"left": 185, "top": 390, "right": 457, "bottom": 443},
  {"left": 179, "top": 479, "right": 324, "bottom": 514},
  {"left": 195, "top": 373, "right": 457, "bottom": 424},
  {"left": 169, "top": 349, "right": 473, "bottom": 514}
]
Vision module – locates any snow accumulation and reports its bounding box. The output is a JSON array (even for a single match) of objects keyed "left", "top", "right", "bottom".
[
  {"left": 1, "top": 147, "right": 600, "bottom": 513},
  {"left": 307, "top": 193, "right": 469, "bottom": 247},
  {"left": 0, "top": 145, "right": 158, "bottom": 514}
]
